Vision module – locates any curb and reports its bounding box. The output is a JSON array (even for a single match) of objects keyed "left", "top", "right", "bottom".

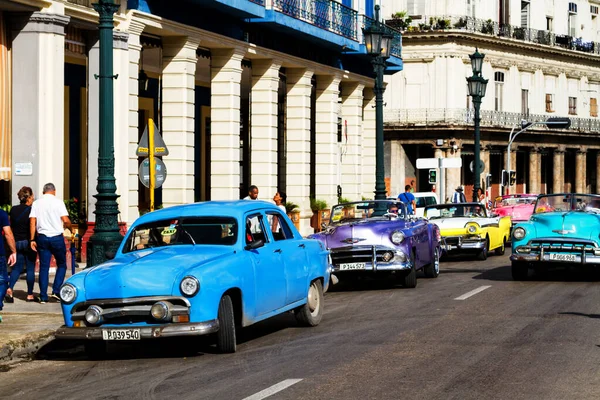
[{"left": 0, "top": 330, "right": 56, "bottom": 364}]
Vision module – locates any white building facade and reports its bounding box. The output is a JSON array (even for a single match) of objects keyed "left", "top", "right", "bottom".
[
  {"left": 382, "top": 0, "right": 600, "bottom": 202},
  {"left": 0, "top": 0, "right": 403, "bottom": 250}
]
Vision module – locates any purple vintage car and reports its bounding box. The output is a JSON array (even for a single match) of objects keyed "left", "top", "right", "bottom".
[{"left": 308, "top": 200, "right": 442, "bottom": 288}]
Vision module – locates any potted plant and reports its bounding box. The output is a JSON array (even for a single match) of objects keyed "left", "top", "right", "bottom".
[
  {"left": 338, "top": 197, "right": 355, "bottom": 218},
  {"left": 454, "top": 17, "right": 467, "bottom": 29},
  {"left": 513, "top": 27, "right": 526, "bottom": 40},
  {"left": 387, "top": 11, "right": 412, "bottom": 31},
  {"left": 481, "top": 19, "right": 495, "bottom": 34},
  {"left": 310, "top": 198, "right": 329, "bottom": 232},
  {"left": 285, "top": 201, "right": 301, "bottom": 230}
]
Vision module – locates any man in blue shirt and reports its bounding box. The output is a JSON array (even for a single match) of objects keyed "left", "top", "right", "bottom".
[
  {"left": 398, "top": 185, "right": 417, "bottom": 215},
  {"left": 0, "top": 209, "right": 18, "bottom": 322}
]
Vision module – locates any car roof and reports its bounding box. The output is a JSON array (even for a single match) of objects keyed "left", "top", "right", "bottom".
[
  {"left": 133, "top": 200, "right": 281, "bottom": 226},
  {"left": 413, "top": 192, "right": 437, "bottom": 198}
]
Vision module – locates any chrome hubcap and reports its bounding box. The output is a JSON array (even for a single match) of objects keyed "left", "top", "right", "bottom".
[
  {"left": 434, "top": 249, "right": 440, "bottom": 273},
  {"left": 307, "top": 284, "right": 319, "bottom": 315}
]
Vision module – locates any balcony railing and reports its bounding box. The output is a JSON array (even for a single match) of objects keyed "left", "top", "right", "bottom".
[
  {"left": 384, "top": 108, "right": 600, "bottom": 133},
  {"left": 249, "top": 0, "right": 265, "bottom": 5},
  {"left": 393, "top": 15, "right": 600, "bottom": 56},
  {"left": 272, "top": 0, "right": 358, "bottom": 40},
  {"left": 361, "top": 15, "right": 402, "bottom": 59},
  {"left": 66, "top": 0, "right": 122, "bottom": 6}
]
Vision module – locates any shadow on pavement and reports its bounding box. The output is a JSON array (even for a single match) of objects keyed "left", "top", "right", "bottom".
[
  {"left": 558, "top": 312, "right": 600, "bottom": 319},
  {"left": 469, "top": 265, "right": 600, "bottom": 282}
]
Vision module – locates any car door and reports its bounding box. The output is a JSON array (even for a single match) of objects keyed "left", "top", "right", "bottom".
[
  {"left": 412, "top": 219, "right": 431, "bottom": 267},
  {"left": 265, "top": 210, "right": 307, "bottom": 304},
  {"left": 245, "top": 213, "right": 287, "bottom": 317}
]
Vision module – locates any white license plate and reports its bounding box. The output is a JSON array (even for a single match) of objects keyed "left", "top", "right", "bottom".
[
  {"left": 339, "top": 262, "right": 366, "bottom": 270},
  {"left": 102, "top": 329, "right": 141, "bottom": 341},
  {"left": 549, "top": 253, "right": 577, "bottom": 262}
]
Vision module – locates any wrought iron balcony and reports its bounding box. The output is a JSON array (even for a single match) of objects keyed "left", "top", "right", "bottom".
[
  {"left": 272, "top": 0, "right": 358, "bottom": 40},
  {"left": 395, "top": 15, "right": 600, "bottom": 56},
  {"left": 384, "top": 108, "right": 600, "bottom": 133}
]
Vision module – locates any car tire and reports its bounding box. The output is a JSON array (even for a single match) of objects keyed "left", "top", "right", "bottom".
[
  {"left": 400, "top": 252, "right": 418, "bottom": 288},
  {"left": 477, "top": 237, "right": 489, "bottom": 260},
  {"left": 511, "top": 261, "right": 529, "bottom": 281},
  {"left": 84, "top": 341, "right": 106, "bottom": 360},
  {"left": 424, "top": 247, "right": 440, "bottom": 278},
  {"left": 495, "top": 237, "right": 506, "bottom": 256},
  {"left": 216, "top": 295, "right": 237, "bottom": 353},
  {"left": 295, "top": 280, "right": 324, "bottom": 327}
]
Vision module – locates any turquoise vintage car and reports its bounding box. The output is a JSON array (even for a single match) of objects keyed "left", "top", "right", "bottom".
[
  {"left": 55, "top": 201, "right": 330, "bottom": 356},
  {"left": 510, "top": 193, "right": 600, "bottom": 280}
]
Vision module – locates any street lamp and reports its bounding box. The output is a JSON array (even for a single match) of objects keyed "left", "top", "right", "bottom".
[
  {"left": 87, "top": 0, "right": 123, "bottom": 266},
  {"left": 363, "top": 4, "right": 393, "bottom": 201},
  {"left": 466, "top": 48, "right": 488, "bottom": 202}
]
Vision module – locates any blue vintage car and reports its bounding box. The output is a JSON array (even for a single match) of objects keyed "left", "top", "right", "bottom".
[
  {"left": 55, "top": 201, "right": 330, "bottom": 355},
  {"left": 511, "top": 193, "right": 600, "bottom": 280},
  {"left": 308, "top": 200, "right": 441, "bottom": 288}
]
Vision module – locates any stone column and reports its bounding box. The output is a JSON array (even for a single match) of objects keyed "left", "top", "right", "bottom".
[
  {"left": 389, "top": 141, "right": 406, "bottom": 198},
  {"left": 552, "top": 146, "right": 565, "bottom": 194},
  {"left": 504, "top": 146, "right": 517, "bottom": 193},
  {"left": 596, "top": 151, "right": 600, "bottom": 194},
  {"left": 210, "top": 48, "right": 245, "bottom": 200},
  {"left": 126, "top": 20, "right": 144, "bottom": 222},
  {"left": 575, "top": 147, "right": 587, "bottom": 193},
  {"left": 87, "top": 35, "right": 100, "bottom": 223},
  {"left": 315, "top": 75, "right": 341, "bottom": 206},
  {"left": 481, "top": 144, "right": 491, "bottom": 189},
  {"left": 340, "top": 82, "right": 364, "bottom": 201},
  {"left": 528, "top": 147, "right": 542, "bottom": 194},
  {"left": 433, "top": 146, "right": 444, "bottom": 200},
  {"left": 286, "top": 68, "right": 314, "bottom": 236},
  {"left": 11, "top": 11, "right": 70, "bottom": 204},
  {"left": 161, "top": 37, "right": 199, "bottom": 207},
  {"left": 362, "top": 88, "right": 376, "bottom": 199},
  {"left": 250, "top": 59, "right": 281, "bottom": 199},
  {"left": 446, "top": 140, "right": 462, "bottom": 199}
]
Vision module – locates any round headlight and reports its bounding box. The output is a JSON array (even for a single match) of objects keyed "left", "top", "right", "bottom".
[
  {"left": 85, "top": 305, "right": 103, "bottom": 325},
  {"left": 151, "top": 301, "right": 171, "bottom": 321},
  {"left": 513, "top": 227, "right": 526, "bottom": 240},
  {"left": 59, "top": 283, "right": 77, "bottom": 304},
  {"left": 391, "top": 231, "right": 405, "bottom": 244},
  {"left": 180, "top": 276, "right": 200, "bottom": 297},
  {"left": 467, "top": 224, "right": 477, "bottom": 234}
]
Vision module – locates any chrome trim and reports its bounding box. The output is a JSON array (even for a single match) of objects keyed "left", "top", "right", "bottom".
[
  {"left": 71, "top": 304, "right": 189, "bottom": 321},
  {"left": 55, "top": 320, "right": 220, "bottom": 340},
  {"left": 71, "top": 296, "right": 191, "bottom": 314}
]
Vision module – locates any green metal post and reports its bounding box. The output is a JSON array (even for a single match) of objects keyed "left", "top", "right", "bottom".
[
  {"left": 87, "top": 0, "right": 123, "bottom": 266},
  {"left": 373, "top": 55, "right": 387, "bottom": 201},
  {"left": 473, "top": 95, "right": 482, "bottom": 202}
]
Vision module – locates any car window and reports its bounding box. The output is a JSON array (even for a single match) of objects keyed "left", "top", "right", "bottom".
[
  {"left": 123, "top": 217, "right": 237, "bottom": 253},
  {"left": 426, "top": 196, "right": 437, "bottom": 206},
  {"left": 266, "top": 211, "right": 294, "bottom": 241},
  {"left": 246, "top": 214, "right": 267, "bottom": 245}
]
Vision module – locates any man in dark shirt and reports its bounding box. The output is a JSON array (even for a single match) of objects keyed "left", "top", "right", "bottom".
[{"left": 0, "top": 208, "right": 17, "bottom": 322}]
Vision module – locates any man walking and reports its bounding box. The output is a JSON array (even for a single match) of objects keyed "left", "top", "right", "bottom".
[
  {"left": 0, "top": 208, "right": 17, "bottom": 322},
  {"left": 452, "top": 186, "right": 467, "bottom": 203},
  {"left": 398, "top": 185, "right": 416, "bottom": 215},
  {"left": 30, "top": 183, "right": 71, "bottom": 303},
  {"left": 243, "top": 185, "right": 259, "bottom": 200}
]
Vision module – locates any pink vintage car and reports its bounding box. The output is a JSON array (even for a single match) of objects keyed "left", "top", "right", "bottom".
[{"left": 492, "top": 194, "right": 538, "bottom": 227}]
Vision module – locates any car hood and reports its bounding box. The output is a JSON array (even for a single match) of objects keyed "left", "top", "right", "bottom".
[
  {"left": 529, "top": 212, "right": 600, "bottom": 240},
  {"left": 430, "top": 217, "right": 492, "bottom": 230},
  {"left": 313, "top": 220, "right": 406, "bottom": 249},
  {"left": 83, "top": 246, "right": 233, "bottom": 299},
  {"left": 494, "top": 204, "right": 534, "bottom": 221}
]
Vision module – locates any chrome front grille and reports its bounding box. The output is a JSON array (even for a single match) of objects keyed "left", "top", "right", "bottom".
[
  {"left": 529, "top": 239, "right": 599, "bottom": 253},
  {"left": 330, "top": 247, "right": 394, "bottom": 265}
]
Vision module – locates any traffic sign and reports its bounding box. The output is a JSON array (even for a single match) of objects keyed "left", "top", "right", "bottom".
[
  {"left": 416, "top": 157, "right": 463, "bottom": 169},
  {"left": 469, "top": 159, "right": 485, "bottom": 173},
  {"left": 136, "top": 120, "right": 169, "bottom": 156},
  {"left": 416, "top": 158, "right": 438, "bottom": 169},
  {"left": 439, "top": 157, "right": 462, "bottom": 168},
  {"left": 139, "top": 157, "right": 167, "bottom": 188}
]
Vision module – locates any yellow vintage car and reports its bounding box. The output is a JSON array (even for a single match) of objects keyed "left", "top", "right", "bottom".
[{"left": 424, "top": 202, "right": 512, "bottom": 260}]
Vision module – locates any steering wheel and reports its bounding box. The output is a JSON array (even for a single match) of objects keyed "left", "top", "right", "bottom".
[{"left": 383, "top": 212, "right": 398, "bottom": 218}]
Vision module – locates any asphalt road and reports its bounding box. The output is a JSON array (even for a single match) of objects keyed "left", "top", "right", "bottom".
[{"left": 3, "top": 251, "right": 600, "bottom": 400}]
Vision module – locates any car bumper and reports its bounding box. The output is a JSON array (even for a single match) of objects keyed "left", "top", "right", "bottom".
[
  {"left": 55, "top": 320, "right": 220, "bottom": 340},
  {"left": 443, "top": 237, "right": 485, "bottom": 252},
  {"left": 510, "top": 253, "right": 600, "bottom": 264},
  {"left": 331, "top": 261, "right": 412, "bottom": 273}
]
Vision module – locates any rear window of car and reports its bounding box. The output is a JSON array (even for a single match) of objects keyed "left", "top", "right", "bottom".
[
  {"left": 416, "top": 196, "right": 437, "bottom": 207},
  {"left": 123, "top": 217, "right": 238, "bottom": 253}
]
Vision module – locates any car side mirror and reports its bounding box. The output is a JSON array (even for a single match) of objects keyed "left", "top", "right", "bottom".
[
  {"left": 320, "top": 222, "right": 328, "bottom": 230},
  {"left": 105, "top": 250, "right": 116, "bottom": 260},
  {"left": 245, "top": 239, "right": 264, "bottom": 251}
]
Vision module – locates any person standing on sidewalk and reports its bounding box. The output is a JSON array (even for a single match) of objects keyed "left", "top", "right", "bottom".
[
  {"left": 5, "top": 187, "right": 36, "bottom": 303},
  {"left": 0, "top": 208, "right": 18, "bottom": 322},
  {"left": 29, "top": 183, "right": 71, "bottom": 303}
]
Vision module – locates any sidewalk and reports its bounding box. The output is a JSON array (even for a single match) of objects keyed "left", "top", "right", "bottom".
[{"left": 0, "top": 265, "right": 83, "bottom": 363}]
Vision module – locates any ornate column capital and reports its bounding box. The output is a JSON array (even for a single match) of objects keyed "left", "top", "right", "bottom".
[
  {"left": 554, "top": 145, "right": 567, "bottom": 154},
  {"left": 576, "top": 146, "right": 588, "bottom": 154}
]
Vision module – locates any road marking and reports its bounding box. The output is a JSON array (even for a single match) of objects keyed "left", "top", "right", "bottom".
[
  {"left": 454, "top": 285, "right": 491, "bottom": 300},
  {"left": 243, "top": 379, "right": 303, "bottom": 400}
]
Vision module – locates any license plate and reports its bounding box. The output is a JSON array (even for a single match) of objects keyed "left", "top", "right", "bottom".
[
  {"left": 549, "top": 253, "right": 577, "bottom": 262},
  {"left": 102, "top": 329, "right": 141, "bottom": 341},
  {"left": 339, "top": 262, "right": 366, "bottom": 270}
]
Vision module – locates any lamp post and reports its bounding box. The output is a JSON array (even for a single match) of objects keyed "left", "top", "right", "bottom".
[
  {"left": 87, "top": 0, "right": 123, "bottom": 266},
  {"left": 363, "top": 5, "right": 392, "bottom": 201},
  {"left": 466, "top": 48, "right": 488, "bottom": 202}
]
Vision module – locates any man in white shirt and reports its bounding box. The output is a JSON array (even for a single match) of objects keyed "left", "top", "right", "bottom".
[
  {"left": 29, "top": 183, "right": 71, "bottom": 303},
  {"left": 243, "top": 185, "right": 259, "bottom": 200}
]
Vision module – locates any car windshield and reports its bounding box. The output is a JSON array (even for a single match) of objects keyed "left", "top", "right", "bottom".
[
  {"left": 330, "top": 200, "right": 406, "bottom": 225},
  {"left": 498, "top": 196, "right": 537, "bottom": 207},
  {"left": 123, "top": 217, "right": 238, "bottom": 253},
  {"left": 534, "top": 194, "right": 600, "bottom": 214},
  {"left": 425, "top": 204, "right": 487, "bottom": 219}
]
